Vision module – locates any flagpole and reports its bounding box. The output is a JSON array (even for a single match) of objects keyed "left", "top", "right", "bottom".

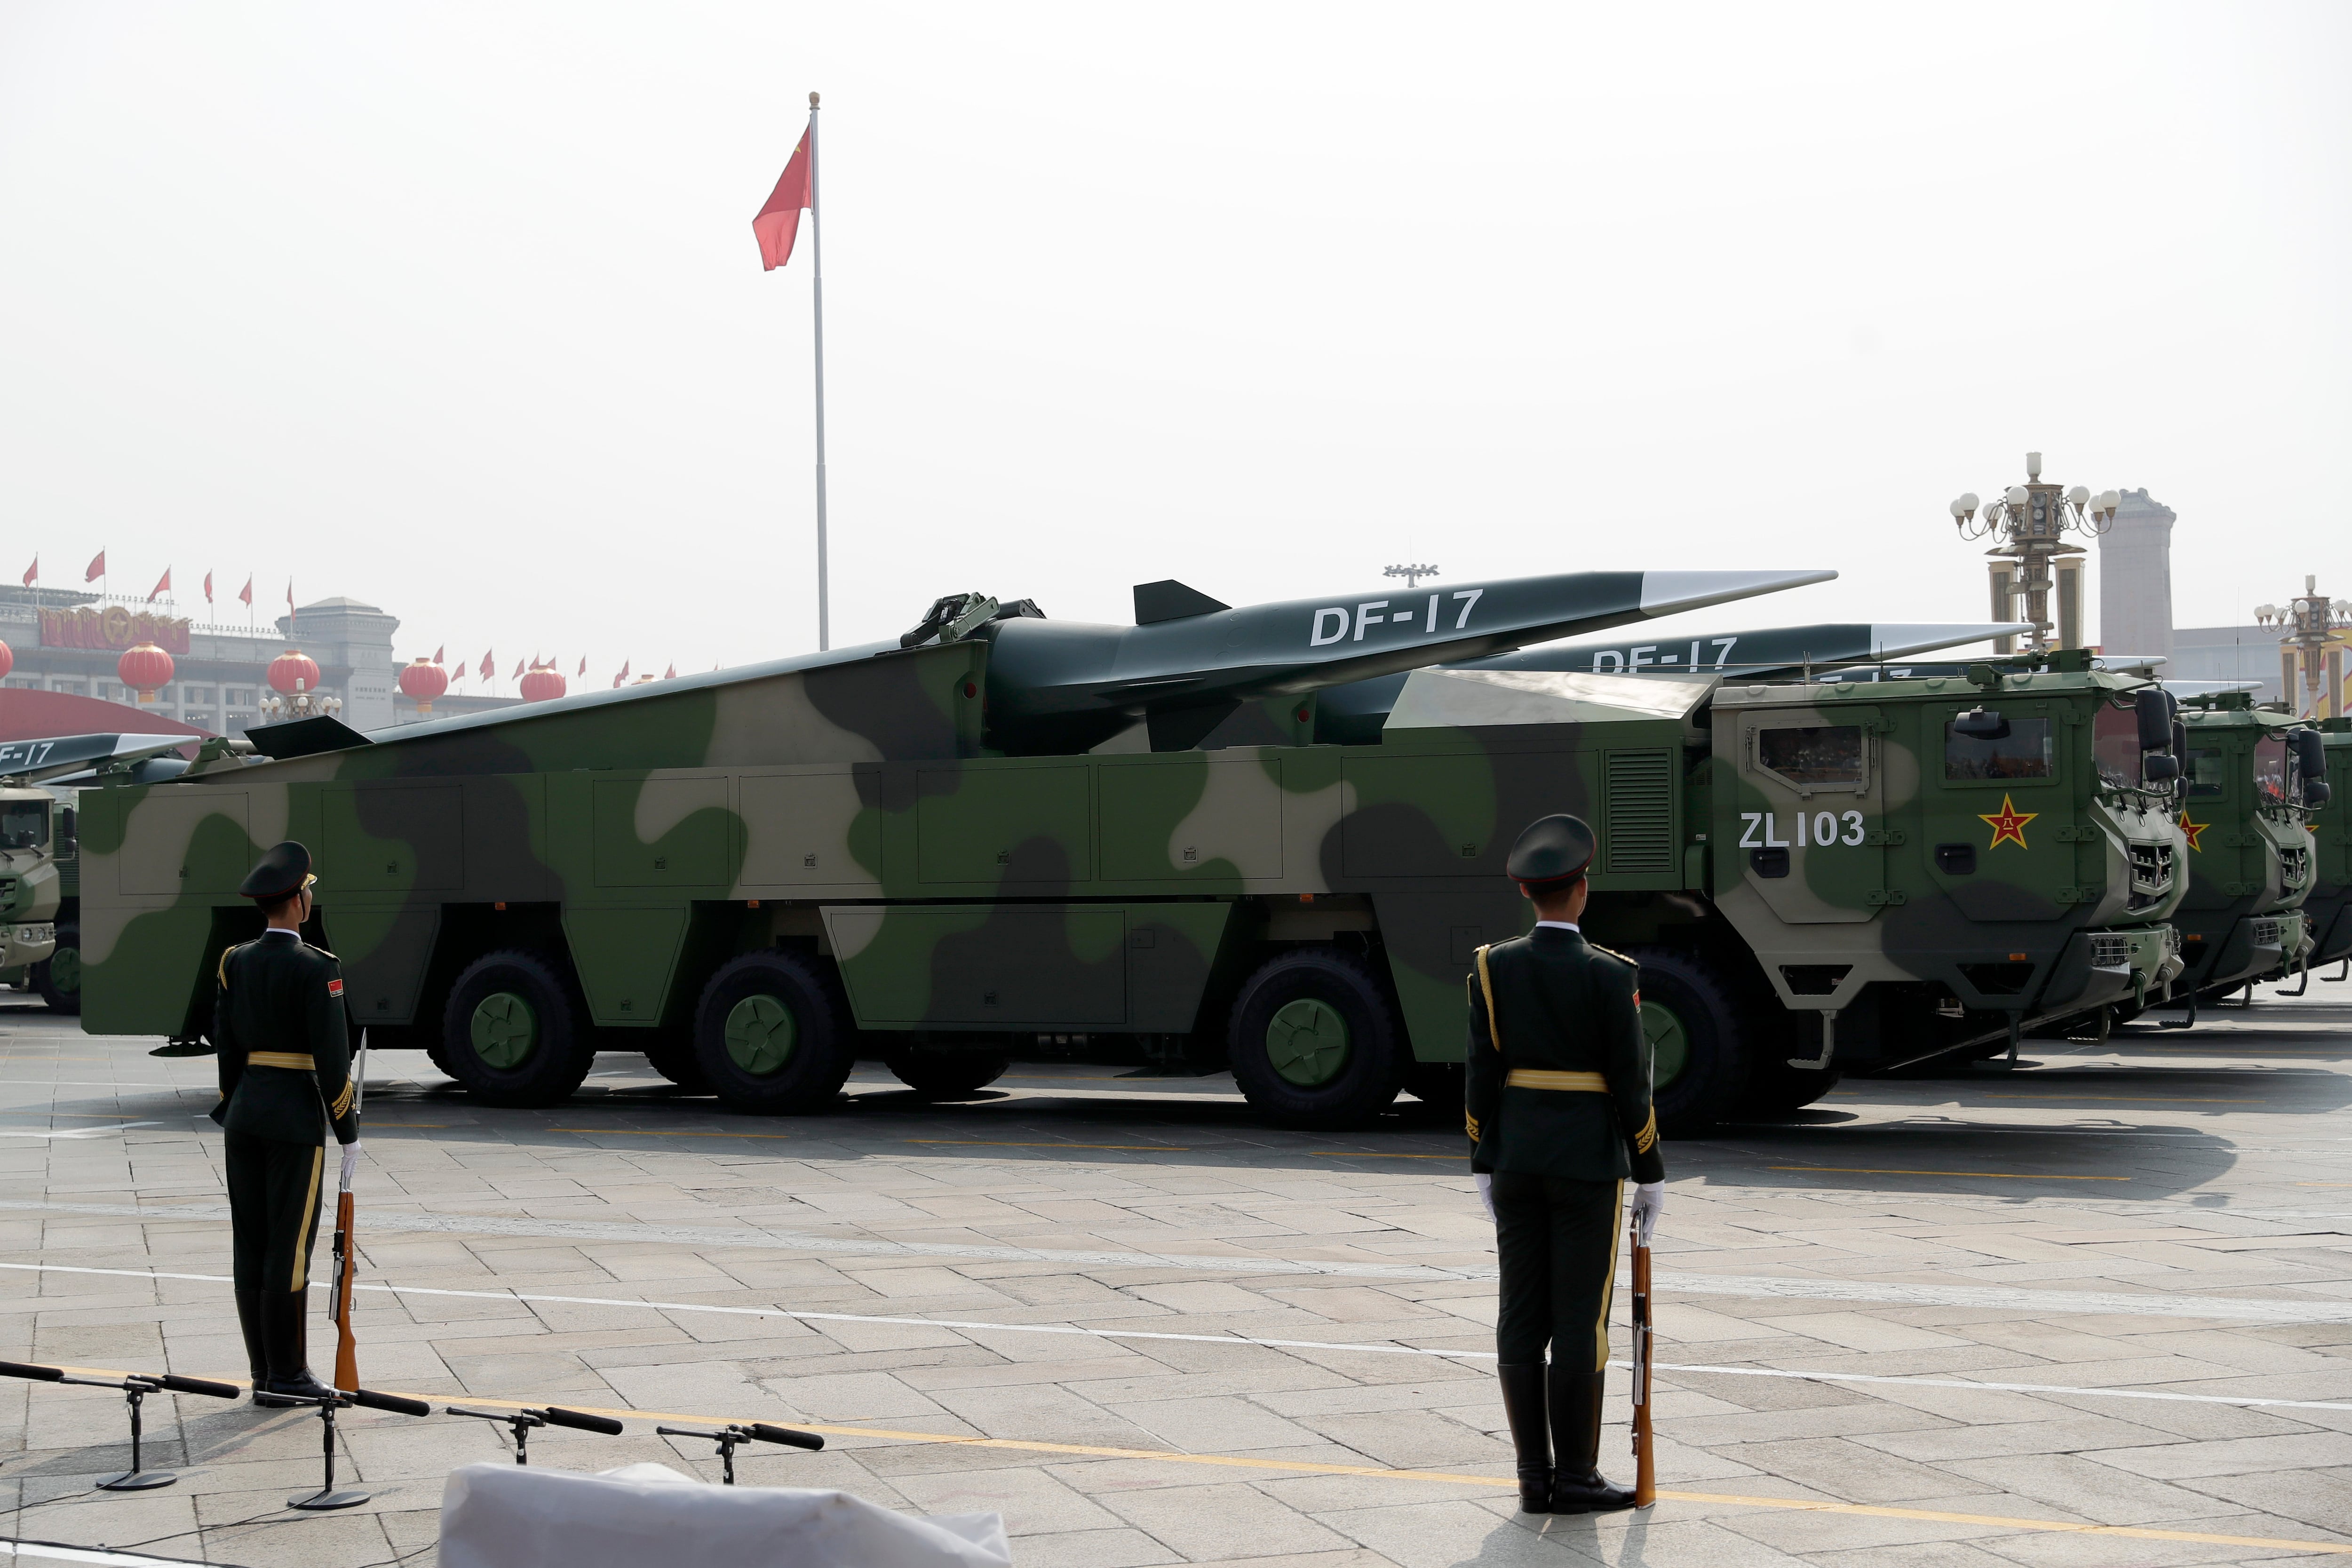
[{"left": 808, "top": 90, "right": 829, "bottom": 654}]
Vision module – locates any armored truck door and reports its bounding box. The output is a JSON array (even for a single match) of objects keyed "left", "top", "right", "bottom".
[
  {"left": 1922, "top": 696, "right": 2071, "bottom": 921},
  {"left": 1730, "top": 703, "right": 1885, "bottom": 923}
]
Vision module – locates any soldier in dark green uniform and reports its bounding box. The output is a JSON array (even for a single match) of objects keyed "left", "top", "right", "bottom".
[
  {"left": 210, "top": 841, "right": 360, "bottom": 1405},
  {"left": 1467, "top": 813, "right": 1665, "bottom": 1514}
]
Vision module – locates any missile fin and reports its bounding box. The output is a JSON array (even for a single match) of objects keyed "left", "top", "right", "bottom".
[{"left": 1134, "top": 580, "right": 1232, "bottom": 625}]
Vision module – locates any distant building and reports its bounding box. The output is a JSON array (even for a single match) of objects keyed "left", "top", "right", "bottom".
[
  {"left": 2097, "top": 488, "right": 2175, "bottom": 662},
  {"left": 2170, "top": 624, "right": 2285, "bottom": 702},
  {"left": 0, "top": 586, "right": 517, "bottom": 736}
]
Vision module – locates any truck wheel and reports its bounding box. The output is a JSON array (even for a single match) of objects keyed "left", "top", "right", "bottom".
[
  {"left": 32, "top": 939, "right": 80, "bottom": 1016},
  {"left": 692, "top": 951, "right": 856, "bottom": 1115},
  {"left": 1740, "top": 1058, "right": 1841, "bottom": 1115},
  {"left": 1227, "top": 948, "right": 1406, "bottom": 1129},
  {"left": 885, "top": 1049, "right": 1009, "bottom": 1098},
  {"left": 1621, "top": 946, "right": 1749, "bottom": 1134},
  {"left": 1404, "top": 1061, "right": 1465, "bottom": 1107},
  {"left": 645, "top": 1028, "right": 713, "bottom": 1093},
  {"left": 438, "top": 950, "right": 595, "bottom": 1108}
]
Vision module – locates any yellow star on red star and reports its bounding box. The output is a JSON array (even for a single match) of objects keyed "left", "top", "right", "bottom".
[
  {"left": 2178, "top": 809, "right": 2209, "bottom": 852},
  {"left": 1980, "top": 793, "right": 2038, "bottom": 851}
]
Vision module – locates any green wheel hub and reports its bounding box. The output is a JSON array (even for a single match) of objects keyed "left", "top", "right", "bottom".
[
  {"left": 48, "top": 946, "right": 80, "bottom": 995},
  {"left": 469, "top": 991, "right": 538, "bottom": 1069},
  {"left": 1265, "top": 997, "right": 1350, "bottom": 1087},
  {"left": 724, "top": 994, "right": 797, "bottom": 1076},
  {"left": 1642, "top": 998, "right": 1690, "bottom": 1089}
]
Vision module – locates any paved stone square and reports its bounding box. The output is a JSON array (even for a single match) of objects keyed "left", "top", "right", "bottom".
[{"left": 4, "top": 987, "right": 2352, "bottom": 1566}]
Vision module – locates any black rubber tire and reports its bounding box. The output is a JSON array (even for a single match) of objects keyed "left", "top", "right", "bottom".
[
  {"left": 1739, "top": 1059, "right": 1842, "bottom": 1115},
  {"left": 32, "top": 938, "right": 80, "bottom": 1015},
  {"left": 1403, "top": 1061, "right": 1464, "bottom": 1107},
  {"left": 691, "top": 951, "right": 856, "bottom": 1115},
  {"left": 437, "top": 949, "right": 596, "bottom": 1108},
  {"left": 1227, "top": 948, "right": 1406, "bottom": 1130},
  {"left": 884, "top": 1050, "right": 1010, "bottom": 1097},
  {"left": 1621, "top": 945, "right": 1750, "bottom": 1135},
  {"left": 644, "top": 1028, "right": 714, "bottom": 1093}
]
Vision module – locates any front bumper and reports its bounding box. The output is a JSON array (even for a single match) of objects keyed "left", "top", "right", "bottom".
[{"left": 0, "top": 923, "right": 55, "bottom": 971}]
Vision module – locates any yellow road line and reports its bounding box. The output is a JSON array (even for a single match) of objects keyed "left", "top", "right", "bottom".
[
  {"left": 1767, "top": 1165, "right": 2128, "bottom": 1181},
  {"left": 550, "top": 1127, "right": 796, "bottom": 1139},
  {"left": 906, "top": 1139, "right": 1191, "bottom": 1152},
  {"left": 1311, "top": 1151, "right": 1460, "bottom": 1159},
  {"left": 1981, "top": 1093, "right": 2264, "bottom": 1104},
  {"left": 57, "top": 1367, "right": 2345, "bottom": 1557}
]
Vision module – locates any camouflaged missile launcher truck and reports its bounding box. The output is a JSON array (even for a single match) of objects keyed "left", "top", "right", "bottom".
[
  {"left": 0, "top": 785, "right": 72, "bottom": 1011},
  {"left": 79, "top": 567, "right": 1854, "bottom": 1129},
  {"left": 2159, "top": 696, "right": 2329, "bottom": 1004},
  {"left": 2302, "top": 719, "right": 2352, "bottom": 979}
]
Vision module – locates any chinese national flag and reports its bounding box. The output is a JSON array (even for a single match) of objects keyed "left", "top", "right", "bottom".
[
  {"left": 238, "top": 575, "right": 254, "bottom": 607},
  {"left": 21, "top": 556, "right": 34, "bottom": 588},
  {"left": 149, "top": 567, "right": 171, "bottom": 602},
  {"left": 753, "top": 128, "right": 813, "bottom": 271},
  {"left": 453, "top": 661, "right": 468, "bottom": 681},
  {"left": 434, "top": 645, "right": 445, "bottom": 664},
  {"left": 85, "top": 549, "right": 105, "bottom": 583},
  {"left": 664, "top": 664, "right": 677, "bottom": 680},
  {"left": 577, "top": 656, "right": 587, "bottom": 677},
  {"left": 480, "top": 650, "right": 496, "bottom": 680},
  {"left": 203, "top": 570, "right": 213, "bottom": 604}
]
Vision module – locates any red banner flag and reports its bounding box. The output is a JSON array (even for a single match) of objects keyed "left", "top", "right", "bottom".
[
  {"left": 577, "top": 655, "right": 587, "bottom": 677},
  {"left": 664, "top": 664, "right": 677, "bottom": 680},
  {"left": 149, "top": 567, "right": 171, "bottom": 602},
  {"left": 286, "top": 581, "right": 295, "bottom": 613},
  {"left": 203, "top": 570, "right": 214, "bottom": 604},
  {"left": 434, "top": 645, "right": 445, "bottom": 664},
  {"left": 453, "top": 661, "right": 468, "bottom": 681},
  {"left": 753, "top": 127, "right": 813, "bottom": 271},
  {"left": 85, "top": 549, "right": 105, "bottom": 583},
  {"left": 21, "top": 556, "right": 35, "bottom": 588},
  {"left": 238, "top": 575, "right": 254, "bottom": 607}
]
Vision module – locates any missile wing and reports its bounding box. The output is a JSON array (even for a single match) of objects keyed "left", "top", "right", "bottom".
[
  {"left": 979, "top": 568, "right": 1834, "bottom": 752},
  {"left": 1314, "top": 621, "right": 2030, "bottom": 744}
]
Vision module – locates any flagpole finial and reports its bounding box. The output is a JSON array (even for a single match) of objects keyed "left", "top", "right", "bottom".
[{"left": 809, "top": 91, "right": 819, "bottom": 107}]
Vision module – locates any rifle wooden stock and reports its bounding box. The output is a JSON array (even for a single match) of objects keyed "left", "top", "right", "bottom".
[
  {"left": 1630, "top": 1219, "right": 1655, "bottom": 1507},
  {"left": 331, "top": 1188, "right": 358, "bottom": 1391}
]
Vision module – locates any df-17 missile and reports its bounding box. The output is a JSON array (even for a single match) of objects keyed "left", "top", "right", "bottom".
[
  {"left": 0, "top": 733, "right": 199, "bottom": 786},
  {"left": 1314, "top": 621, "right": 2031, "bottom": 744},
  {"left": 973, "top": 568, "right": 1834, "bottom": 752}
]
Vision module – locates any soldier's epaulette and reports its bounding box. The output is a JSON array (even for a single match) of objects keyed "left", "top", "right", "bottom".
[
  {"left": 1587, "top": 940, "right": 1637, "bottom": 966},
  {"left": 304, "top": 943, "right": 339, "bottom": 962}
]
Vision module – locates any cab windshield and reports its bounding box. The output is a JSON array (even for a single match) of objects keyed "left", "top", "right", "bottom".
[
  {"left": 2255, "top": 733, "right": 2291, "bottom": 809},
  {"left": 1946, "top": 717, "right": 2055, "bottom": 781},
  {"left": 0, "top": 801, "right": 48, "bottom": 851},
  {"left": 2185, "top": 747, "right": 2230, "bottom": 797}
]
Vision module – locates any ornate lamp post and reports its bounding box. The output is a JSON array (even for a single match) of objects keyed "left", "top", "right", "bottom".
[
  {"left": 1383, "top": 564, "right": 1439, "bottom": 589},
  {"left": 1947, "top": 452, "right": 2119, "bottom": 654},
  {"left": 2254, "top": 578, "right": 2352, "bottom": 718},
  {"left": 260, "top": 648, "right": 341, "bottom": 722}
]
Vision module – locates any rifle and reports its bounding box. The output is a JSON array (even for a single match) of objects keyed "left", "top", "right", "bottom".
[
  {"left": 1629, "top": 1212, "right": 1655, "bottom": 1507},
  {"left": 330, "top": 1034, "right": 366, "bottom": 1392}
]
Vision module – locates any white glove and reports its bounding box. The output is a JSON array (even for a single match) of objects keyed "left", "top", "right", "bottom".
[
  {"left": 339, "top": 1142, "right": 363, "bottom": 1190},
  {"left": 1629, "top": 1181, "right": 1664, "bottom": 1245},
  {"left": 1474, "top": 1171, "right": 1496, "bottom": 1221}
]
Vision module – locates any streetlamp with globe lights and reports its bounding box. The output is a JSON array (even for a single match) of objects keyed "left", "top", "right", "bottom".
[
  {"left": 2254, "top": 578, "right": 2352, "bottom": 718},
  {"left": 1947, "top": 452, "right": 2120, "bottom": 655}
]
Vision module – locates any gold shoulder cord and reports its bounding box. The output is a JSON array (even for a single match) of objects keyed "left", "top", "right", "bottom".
[{"left": 1473, "top": 946, "right": 1502, "bottom": 1052}]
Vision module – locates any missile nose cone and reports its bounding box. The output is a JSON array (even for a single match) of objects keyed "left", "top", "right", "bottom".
[
  {"left": 1866, "top": 622, "right": 2035, "bottom": 659},
  {"left": 1639, "top": 570, "right": 1836, "bottom": 617}
]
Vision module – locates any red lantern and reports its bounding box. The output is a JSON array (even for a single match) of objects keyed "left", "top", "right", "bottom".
[
  {"left": 519, "top": 662, "right": 567, "bottom": 704},
  {"left": 398, "top": 656, "right": 450, "bottom": 716},
  {"left": 0, "top": 638, "right": 12, "bottom": 681},
  {"left": 117, "top": 642, "right": 175, "bottom": 704},
  {"left": 268, "top": 648, "right": 321, "bottom": 695}
]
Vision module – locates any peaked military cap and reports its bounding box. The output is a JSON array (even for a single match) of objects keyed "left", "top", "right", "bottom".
[
  {"left": 238, "top": 840, "right": 317, "bottom": 901},
  {"left": 1506, "top": 813, "right": 1596, "bottom": 889}
]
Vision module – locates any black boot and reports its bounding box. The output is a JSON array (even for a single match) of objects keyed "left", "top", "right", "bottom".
[
  {"left": 1497, "top": 1363, "right": 1551, "bottom": 1512},
  {"left": 1547, "top": 1365, "right": 1635, "bottom": 1513},
  {"left": 234, "top": 1289, "right": 286, "bottom": 1404},
  {"left": 259, "top": 1289, "right": 334, "bottom": 1404}
]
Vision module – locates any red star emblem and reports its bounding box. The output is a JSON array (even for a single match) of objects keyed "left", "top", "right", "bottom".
[
  {"left": 2177, "top": 809, "right": 2208, "bottom": 852},
  {"left": 1980, "top": 793, "right": 2037, "bottom": 851}
]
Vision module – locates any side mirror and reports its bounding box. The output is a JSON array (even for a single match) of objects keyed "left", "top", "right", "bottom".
[
  {"left": 2171, "top": 718, "right": 2189, "bottom": 760},
  {"left": 1951, "top": 708, "right": 2010, "bottom": 740},
  {"left": 2143, "top": 753, "right": 2181, "bottom": 783},
  {"left": 2308, "top": 779, "right": 2333, "bottom": 809},
  {"left": 2292, "top": 728, "right": 2328, "bottom": 780},
  {"left": 2135, "top": 689, "right": 2173, "bottom": 752},
  {"left": 58, "top": 806, "right": 77, "bottom": 855}
]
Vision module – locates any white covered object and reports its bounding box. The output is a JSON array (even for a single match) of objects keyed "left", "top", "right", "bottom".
[{"left": 439, "top": 1461, "right": 1012, "bottom": 1568}]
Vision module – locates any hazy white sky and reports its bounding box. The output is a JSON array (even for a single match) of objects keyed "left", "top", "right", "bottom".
[{"left": 3, "top": 2, "right": 2346, "bottom": 688}]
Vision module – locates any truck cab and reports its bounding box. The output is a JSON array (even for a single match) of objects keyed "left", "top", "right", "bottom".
[
  {"left": 0, "top": 787, "right": 76, "bottom": 1012},
  {"left": 2172, "top": 695, "right": 2323, "bottom": 998}
]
